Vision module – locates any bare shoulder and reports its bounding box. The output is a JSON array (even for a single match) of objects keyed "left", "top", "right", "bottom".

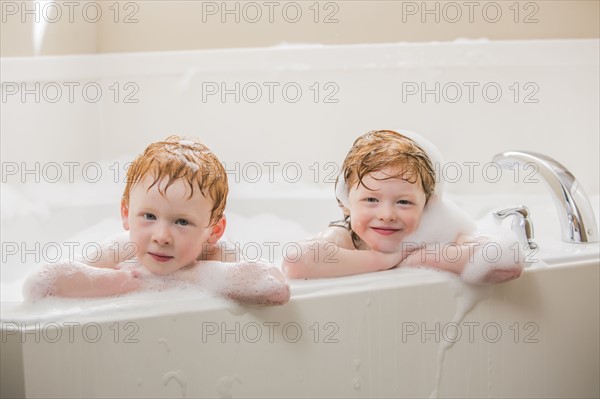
[
  {"left": 201, "top": 241, "right": 240, "bottom": 263},
  {"left": 314, "top": 226, "right": 355, "bottom": 250}
]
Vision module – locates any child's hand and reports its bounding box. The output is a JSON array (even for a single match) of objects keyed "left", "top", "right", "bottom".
[
  {"left": 460, "top": 235, "right": 524, "bottom": 285},
  {"left": 24, "top": 261, "right": 142, "bottom": 300},
  {"left": 80, "top": 268, "right": 142, "bottom": 297},
  {"left": 396, "top": 234, "right": 525, "bottom": 285},
  {"left": 78, "top": 231, "right": 137, "bottom": 269},
  {"left": 218, "top": 261, "right": 291, "bottom": 306},
  {"left": 372, "top": 249, "right": 414, "bottom": 271}
]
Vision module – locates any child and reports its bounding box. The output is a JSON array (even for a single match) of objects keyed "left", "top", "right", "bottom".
[
  {"left": 24, "top": 136, "right": 290, "bottom": 305},
  {"left": 282, "top": 130, "right": 525, "bottom": 283}
]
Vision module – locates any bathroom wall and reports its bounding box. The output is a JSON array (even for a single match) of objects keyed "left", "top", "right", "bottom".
[
  {"left": 1, "top": 0, "right": 599, "bottom": 56},
  {"left": 2, "top": 40, "right": 598, "bottom": 196}
]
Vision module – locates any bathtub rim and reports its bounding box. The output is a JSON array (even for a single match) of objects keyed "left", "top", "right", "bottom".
[
  {"left": 1, "top": 254, "right": 597, "bottom": 327},
  {"left": 1, "top": 38, "right": 598, "bottom": 83}
]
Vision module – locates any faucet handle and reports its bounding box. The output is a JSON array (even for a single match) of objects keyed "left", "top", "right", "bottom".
[
  {"left": 493, "top": 151, "right": 598, "bottom": 243},
  {"left": 493, "top": 206, "right": 538, "bottom": 250}
]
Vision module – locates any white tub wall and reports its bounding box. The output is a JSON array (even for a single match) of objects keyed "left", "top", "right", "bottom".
[
  {"left": 5, "top": 260, "right": 599, "bottom": 398},
  {"left": 0, "top": 98, "right": 104, "bottom": 164},
  {"left": 1, "top": 40, "right": 599, "bottom": 196}
]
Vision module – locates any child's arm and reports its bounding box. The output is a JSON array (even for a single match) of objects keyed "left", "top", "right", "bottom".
[
  {"left": 401, "top": 234, "right": 524, "bottom": 284},
  {"left": 78, "top": 231, "right": 137, "bottom": 269},
  {"left": 23, "top": 260, "right": 141, "bottom": 300},
  {"left": 400, "top": 235, "right": 475, "bottom": 273},
  {"left": 212, "top": 261, "right": 290, "bottom": 305},
  {"left": 195, "top": 242, "right": 290, "bottom": 305},
  {"left": 23, "top": 231, "right": 142, "bottom": 300},
  {"left": 282, "top": 228, "right": 408, "bottom": 279}
]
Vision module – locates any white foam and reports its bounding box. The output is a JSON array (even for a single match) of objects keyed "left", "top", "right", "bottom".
[
  {"left": 224, "top": 211, "right": 311, "bottom": 263},
  {"left": 0, "top": 184, "right": 43, "bottom": 221},
  {"left": 165, "top": 143, "right": 201, "bottom": 173},
  {"left": 193, "top": 260, "right": 290, "bottom": 305},
  {"left": 21, "top": 261, "right": 74, "bottom": 301},
  {"left": 395, "top": 129, "right": 446, "bottom": 196},
  {"left": 403, "top": 194, "right": 476, "bottom": 247},
  {"left": 460, "top": 227, "right": 527, "bottom": 285},
  {"left": 5, "top": 277, "right": 232, "bottom": 325}
]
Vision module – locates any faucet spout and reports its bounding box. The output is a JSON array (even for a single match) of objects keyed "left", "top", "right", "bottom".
[
  {"left": 493, "top": 206, "right": 538, "bottom": 250},
  {"left": 492, "top": 151, "right": 598, "bottom": 243}
]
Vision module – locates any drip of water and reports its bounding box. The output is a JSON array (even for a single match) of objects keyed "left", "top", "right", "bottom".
[
  {"left": 429, "top": 281, "right": 490, "bottom": 398},
  {"left": 352, "top": 359, "right": 361, "bottom": 391},
  {"left": 216, "top": 375, "right": 241, "bottom": 399},
  {"left": 487, "top": 351, "right": 493, "bottom": 396},
  {"left": 158, "top": 338, "right": 171, "bottom": 352},
  {"left": 163, "top": 370, "right": 187, "bottom": 398}
]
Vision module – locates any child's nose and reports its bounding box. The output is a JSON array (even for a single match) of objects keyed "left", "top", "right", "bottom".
[
  {"left": 152, "top": 224, "right": 172, "bottom": 245},
  {"left": 378, "top": 206, "right": 396, "bottom": 221}
]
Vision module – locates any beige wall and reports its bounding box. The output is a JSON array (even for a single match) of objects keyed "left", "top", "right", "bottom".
[{"left": 1, "top": 0, "right": 599, "bottom": 56}]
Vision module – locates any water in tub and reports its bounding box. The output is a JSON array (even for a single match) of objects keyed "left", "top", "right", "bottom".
[
  {"left": 1, "top": 168, "right": 346, "bottom": 321},
  {"left": 2, "top": 160, "right": 597, "bottom": 397}
]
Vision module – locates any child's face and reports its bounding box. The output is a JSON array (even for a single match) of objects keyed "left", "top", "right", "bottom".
[
  {"left": 347, "top": 167, "right": 427, "bottom": 253},
  {"left": 121, "top": 176, "right": 225, "bottom": 275}
]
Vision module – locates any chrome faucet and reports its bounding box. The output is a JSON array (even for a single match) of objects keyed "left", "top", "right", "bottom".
[
  {"left": 493, "top": 151, "right": 598, "bottom": 243},
  {"left": 494, "top": 206, "right": 538, "bottom": 250}
]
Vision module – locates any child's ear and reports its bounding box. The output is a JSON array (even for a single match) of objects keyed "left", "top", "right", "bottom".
[
  {"left": 120, "top": 199, "right": 130, "bottom": 231},
  {"left": 341, "top": 206, "right": 350, "bottom": 217},
  {"left": 207, "top": 215, "right": 226, "bottom": 244},
  {"left": 337, "top": 199, "right": 350, "bottom": 217}
]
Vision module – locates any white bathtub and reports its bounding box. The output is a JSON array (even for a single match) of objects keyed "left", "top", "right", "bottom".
[{"left": 1, "top": 40, "right": 599, "bottom": 398}]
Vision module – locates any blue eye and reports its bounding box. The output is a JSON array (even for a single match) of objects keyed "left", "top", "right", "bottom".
[
  {"left": 144, "top": 213, "right": 156, "bottom": 220},
  {"left": 176, "top": 219, "right": 190, "bottom": 226}
]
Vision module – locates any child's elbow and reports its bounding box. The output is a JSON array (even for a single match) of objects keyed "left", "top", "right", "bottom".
[
  {"left": 269, "top": 281, "right": 291, "bottom": 305},
  {"left": 282, "top": 256, "right": 311, "bottom": 279},
  {"left": 22, "top": 263, "right": 56, "bottom": 301},
  {"left": 282, "top": 239, "right": 326, "bottom": 279}
]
